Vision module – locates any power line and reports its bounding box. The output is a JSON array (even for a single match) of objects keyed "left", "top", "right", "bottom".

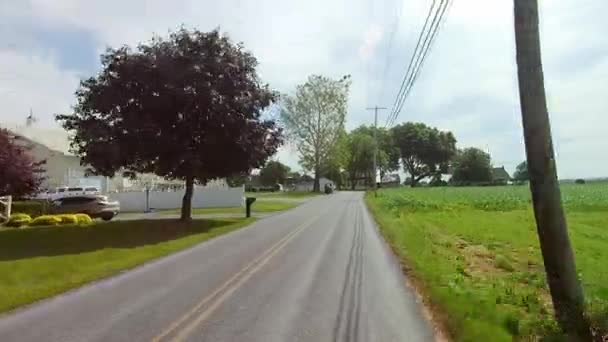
[
  {"left": 385, "top": 0, "right": 438, "bottom": 127},
  {"left": 387, "top": 0, "right": 450, "bottom": 127},
  {"left": 385, "top": 0, "right": 451, "bottom": 127},
  {"left": 389, "top": 0, "right": 451, "bottom": 126}
]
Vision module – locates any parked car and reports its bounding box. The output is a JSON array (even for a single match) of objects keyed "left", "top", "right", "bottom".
[
  {"left": 50, "top": 195, "right": 120, "bottom": 221},
  {"left": 43, "top": 186, "right": 101, "bottom": 200}
]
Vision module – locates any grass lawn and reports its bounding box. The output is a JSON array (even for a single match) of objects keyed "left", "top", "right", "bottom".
[
  {"left": 245, "top": 191, "right": 321, "bottom": 199},
  {"left": 365, "top": 184, "right": 608, "bottom": 341},
  {"left": 0, "top": 218, "right": 254, "bottom": 313},
  {"left": 160, "top": 200, "right": 299, "bottom": 215}
]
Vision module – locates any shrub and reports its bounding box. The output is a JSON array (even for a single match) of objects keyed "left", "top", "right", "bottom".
[
  {"left": 11, "top": 200, "right": 49, "bottom": 217},
  {"left": 29, "top": 215, "right": 63, "bottom": 227},
  {"left": 57, "top": 214, "right": 79, "bottom": 225},
  {"left": 74, "top": 213, "right": 93, "bottom": 225},
  {"left": 6, "top": 213, "right": 32, "bottom": 227},
  {"left": 575, "top": 179, "right": 586, "bottom": 184}
]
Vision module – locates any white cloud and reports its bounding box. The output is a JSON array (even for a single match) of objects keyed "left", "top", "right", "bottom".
[{"left": 0, "top": 49, "right": 80, "bottom": 128}]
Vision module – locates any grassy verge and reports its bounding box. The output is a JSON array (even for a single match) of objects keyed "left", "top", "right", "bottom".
[
  {"left": 160, "top": 200, "right": 299, "bottom": 215},
  {"left": 245, "top": 191, "right": 321, "bottom": 199},
  {"left": 365, "top": 187, "right": 608, "bottom": 341},
  {"left": 0, "top": 218, "right": 254, "bottom": 313}
]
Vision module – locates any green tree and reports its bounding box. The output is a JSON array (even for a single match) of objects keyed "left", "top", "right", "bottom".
[
  {"left": 259, "top": 161, "right": 291, "bottom": 186},
  {"left": 321, "top": 130, "right": 348, "bottom": 189},
  {"left": 391, "top": 122, "right": 457, "bottom": 187},
  {"left": 287, "top": 171, "right": 301, "bottom": 179},
  {"left": 451, "top": 148, "right": 493, "bottom": 184},
  {"left": 344, "top": 131, "right": 375, "bottom": 189},
  {"left": 226, "top": 173, "right": 249, "bottom": 187},
  {"left": 350, "top": 125, "right": 400, "bottom": 179},
  {"left": 281, "top": 74, "right": 351, "bottom": 192},
  {"left": 513, "top": 161, "right": 529, "bottom": 182},
  {"left": 57, "top": 29, "right": 282, "bottom": 221}
]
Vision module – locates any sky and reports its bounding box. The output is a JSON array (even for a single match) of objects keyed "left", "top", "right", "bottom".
[{"left": 0, "top": 0, "right": 606, "bottom": 179}]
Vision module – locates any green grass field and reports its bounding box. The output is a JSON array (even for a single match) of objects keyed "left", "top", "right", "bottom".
[
  {"left": 160, "top": 200, "right": 299, "bottom": 215},
  {"left": 365, "top": 183, "right": 608, "bottom": 341},
  {"left": 0, "top": 218, "right": 254, "bottom": 313}
]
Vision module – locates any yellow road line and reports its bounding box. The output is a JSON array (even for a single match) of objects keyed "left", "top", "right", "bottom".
[{"left": 152, "top": 215, "right": 319, "bottom": 342}]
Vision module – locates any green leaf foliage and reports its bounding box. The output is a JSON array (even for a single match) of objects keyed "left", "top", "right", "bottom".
[
  {"left": 390, "top": 122, "right": 457, "bottom": 187},
  {"left": 451, "top": 147, "right": 493, "bottom": 184},
  {"left": 281, "top": 74, "right": 350, "bottom": 191}
]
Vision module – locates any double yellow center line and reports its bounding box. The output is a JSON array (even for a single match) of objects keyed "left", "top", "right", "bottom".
[{"left": 152, "top": 214, "right": 321, "bottom": 341}]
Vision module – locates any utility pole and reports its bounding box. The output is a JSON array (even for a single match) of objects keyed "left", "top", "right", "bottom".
[
  {"left": 366, "top": 106, "right": 387, "bottom": 195},
  {"left": 513, "top": 1, "right": 592, "bottom": 340}
]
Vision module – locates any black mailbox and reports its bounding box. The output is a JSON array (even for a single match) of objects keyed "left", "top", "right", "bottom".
[{"left": 245, "top": 197, "right": 256, "bottom": 218}]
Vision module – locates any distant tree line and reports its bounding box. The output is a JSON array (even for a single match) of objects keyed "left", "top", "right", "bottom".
[{"left": 253, "top": 118, "right": 531, "bottom": 190}]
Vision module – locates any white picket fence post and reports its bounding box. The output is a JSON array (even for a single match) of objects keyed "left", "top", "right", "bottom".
[{"left": 0, "top": 196, "right": 12, "bottom": 223}]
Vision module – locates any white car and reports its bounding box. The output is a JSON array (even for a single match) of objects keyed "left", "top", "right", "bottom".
[{"left": 41, "top": 186, "right": 101, "bottom": 200}]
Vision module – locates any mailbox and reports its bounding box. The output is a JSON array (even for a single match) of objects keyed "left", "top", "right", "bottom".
[{"left": 245, "top": 197, "right": 256, "bottom": 218}]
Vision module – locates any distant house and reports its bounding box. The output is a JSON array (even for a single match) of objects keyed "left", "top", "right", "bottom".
[
  {"left": 491, "top": 166, "right": 511, "bottom": 185},
  {"left": 294, "top": 177, "right": 334, "bottom": 192},
  {"left": 10, "top": 131, "right": 144, "bottom": 193},
  {"left": 380, "top": 174, "right": 401, "bottom": 188},
  {"left": 10, "top": 131, "right": 89, "bottom": 190}
]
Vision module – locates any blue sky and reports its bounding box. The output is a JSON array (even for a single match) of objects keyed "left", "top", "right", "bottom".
[{"left": 1, "top": 0, "right": 606, "bottom": 179}]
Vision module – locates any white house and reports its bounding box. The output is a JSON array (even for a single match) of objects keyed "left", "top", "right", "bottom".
[
  {"left": 294, "top": 177, "right": 335, "bottom": 192},
  {"left": 8, "top": 129, "right": 132, "bottom": 193}
]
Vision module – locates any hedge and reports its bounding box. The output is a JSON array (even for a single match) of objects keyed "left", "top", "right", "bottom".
[
  {"left": 3, "top": 213, "right": 95, "bottom": 228},
  {"left": 29, "top": 215, "right": 63, "bottom": 227},
  {"left": 74, "top": 214, "right": 93, "bottom": 225},
  {"left": 6, "top": 213, "right": 32, "bottom": 228},
  {"left": 57, "top": 214, "right": 79, "bottom": 225}
]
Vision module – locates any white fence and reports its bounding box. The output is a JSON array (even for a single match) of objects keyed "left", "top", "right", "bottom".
[
  {"left": 110, "top": 186, "right": 244, "bottom": 212},
  {"left": 0, "top": 196, "right": 11, "bottom": 222}
]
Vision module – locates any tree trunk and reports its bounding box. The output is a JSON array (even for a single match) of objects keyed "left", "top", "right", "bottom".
[
  {"left": 514, "top": 1, "right": 592, "bottom": 340},
  {"left": 313, "top": 164, "right": 320, "bottom": 192},
  {"left": 410, "top": 176, "right": 419, "bottom": 188},
  {"left": 180, "top": 175, "right": 194, "bottom": 221}
]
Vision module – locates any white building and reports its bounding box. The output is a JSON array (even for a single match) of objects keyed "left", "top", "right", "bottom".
[{"left": 294, "top": 177, "right": 335, "bottom": 192}]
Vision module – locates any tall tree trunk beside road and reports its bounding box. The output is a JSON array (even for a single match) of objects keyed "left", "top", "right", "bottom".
[
  {"left": 313, "top": 164, "right": 321, "bottom": 192},
  {"left": 180, "top": 175, "right": 194, "bottom": 221},
  {"left": 513, "top": 1, "right": 592, "bottom": 340}
]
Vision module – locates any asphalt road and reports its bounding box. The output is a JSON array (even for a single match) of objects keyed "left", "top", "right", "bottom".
[{"left": 0, "top": 192, "right": 434, "bottom": 342}]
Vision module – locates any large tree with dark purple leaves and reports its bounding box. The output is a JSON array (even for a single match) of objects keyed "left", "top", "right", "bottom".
[
  {"left": 57, "top": 28, "right": 283, "bottom": 220},
  {"left": 0, "top": 129, "right": 45, "bottom": 198}
]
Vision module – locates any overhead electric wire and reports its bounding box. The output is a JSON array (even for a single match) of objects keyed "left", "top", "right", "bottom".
[
  {"left": 385, "top": 0, "right": 438, "bottom": 127},
  {"left": 387, "top": 0, "right": 449, "bottom": 127},
  {"left": 385, "top": 0, "right": 452, "bottom": 127},
  {"left": 388, "top": 0, "right": 451, "bottom": 126}
]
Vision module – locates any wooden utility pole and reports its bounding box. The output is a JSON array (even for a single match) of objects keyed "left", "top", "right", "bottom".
[
  {"left": 366, "top": 106, "right": 386, "bottom": 195},
  {"left": 513, "top": 1, "right": 592, "bottom": 340}
]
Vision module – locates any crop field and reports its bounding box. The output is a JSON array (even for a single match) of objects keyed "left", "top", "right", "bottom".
[{"left": 365, "top": 183, "right": 608, "bottom": 341}]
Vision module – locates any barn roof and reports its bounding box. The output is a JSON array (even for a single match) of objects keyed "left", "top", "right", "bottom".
[{"left": 492, "top": 166, "right": 511, "bottom": 180}]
